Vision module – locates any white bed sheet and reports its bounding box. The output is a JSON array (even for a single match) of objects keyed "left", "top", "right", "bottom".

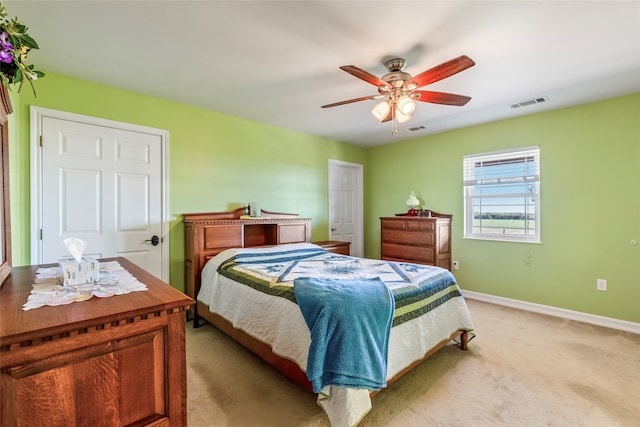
[{"left": 197, "top": 243, "right": 475, "bottom": 427}]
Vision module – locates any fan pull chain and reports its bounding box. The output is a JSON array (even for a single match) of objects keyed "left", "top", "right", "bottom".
[{"left": 391, "top": 103, "right": 398, "bottom": 136}]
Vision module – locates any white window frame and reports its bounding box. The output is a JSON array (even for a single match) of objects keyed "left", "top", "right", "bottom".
[{"left": 463, "top": 146, "right": 541, "bottom": 243}]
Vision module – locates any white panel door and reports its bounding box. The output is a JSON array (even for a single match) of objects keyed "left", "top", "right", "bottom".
[
  {"left": 38, "top": 116, "right": 164, "bottom": 278},
  {"left": 328, "top": 160, "right": 363, "bottom": 257}
]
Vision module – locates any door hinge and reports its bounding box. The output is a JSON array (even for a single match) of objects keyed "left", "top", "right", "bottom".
[
  {"left": 39, "top": 135, "right": 44, "bottom": 147},
  {"left": 39, "top": 229, "right": 43, "bottom": 240}
]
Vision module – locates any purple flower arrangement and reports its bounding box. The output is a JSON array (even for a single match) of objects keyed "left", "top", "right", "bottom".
[
  {"left": 0, "top": 32, "right": 13, "bottom": 64},
  {"left": 0, "top": 3, "right": 44, "bottom": 95}
]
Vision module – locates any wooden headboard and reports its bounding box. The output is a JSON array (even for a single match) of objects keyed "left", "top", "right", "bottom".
[{"left": 183, "top": 208, "right": 311, "bottom": 315}]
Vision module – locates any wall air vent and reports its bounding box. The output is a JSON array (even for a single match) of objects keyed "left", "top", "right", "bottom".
[
  {"left": 511, "top": 96, "right": 549, "bottom": 109},
  {"left": 407, "top": 125, "right": 427, "bottom": 132}
]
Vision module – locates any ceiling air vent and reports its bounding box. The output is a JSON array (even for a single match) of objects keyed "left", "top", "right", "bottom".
[
  {"left": 511, "top": 96, "right": 549, "bottom": 109},
  {"left": 407, "top": 125, "right": 427, "bottom": 132}
]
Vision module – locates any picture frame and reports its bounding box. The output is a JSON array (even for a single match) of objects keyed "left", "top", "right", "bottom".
[{"left": 0, "top": 84, "right": 12, "bottom": 285}]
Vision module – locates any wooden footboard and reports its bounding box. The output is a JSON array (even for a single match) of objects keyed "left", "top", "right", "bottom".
[{"left": 195, "top": 300, "right": 468, "bottom": 394}]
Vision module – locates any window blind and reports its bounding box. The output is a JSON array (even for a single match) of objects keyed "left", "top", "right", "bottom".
[{"left": 463, "top": 146, "right": 540, "bottom": 187}]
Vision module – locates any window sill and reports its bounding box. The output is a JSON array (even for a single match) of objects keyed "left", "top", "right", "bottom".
[{"left": 463, "top": 236, "right": 542, "bottom": 244}]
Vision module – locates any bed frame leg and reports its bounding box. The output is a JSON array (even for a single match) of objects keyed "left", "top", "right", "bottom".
[
  {"left": 459, "top": 331, "right": 468, "bottom": 351},
  {"left": 192, "top": 309, "right": 200, "bottom": 328}
]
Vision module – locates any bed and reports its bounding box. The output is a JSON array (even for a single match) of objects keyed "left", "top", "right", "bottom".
[{"left": 191, "top": 221, "right": 475, "bottom": 426}]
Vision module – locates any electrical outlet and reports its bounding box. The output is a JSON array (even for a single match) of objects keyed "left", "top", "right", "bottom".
[
  {"left": 452, "top": 260, "right": 459, "bottom": 270},
  {"left": 597, "top": 279, "right": 607, "bottom": 291}
]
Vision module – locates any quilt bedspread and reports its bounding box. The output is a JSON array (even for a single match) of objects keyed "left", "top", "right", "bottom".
[{"left": 216, "top": 245, "right": 463, "bottom": 327}]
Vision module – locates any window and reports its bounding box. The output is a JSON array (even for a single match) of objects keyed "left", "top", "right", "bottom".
[{"left": 463, "top": 146, "right": 540, "bottom": 243}]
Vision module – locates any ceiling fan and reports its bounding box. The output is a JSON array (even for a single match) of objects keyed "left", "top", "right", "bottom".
[{"left": 321, "top": 55, "right": 475, "bottom": 134}]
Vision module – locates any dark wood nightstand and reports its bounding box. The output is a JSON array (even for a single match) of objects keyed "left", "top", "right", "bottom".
[{"left": 313, "top": 240, "right": 351, "bottom": 256}]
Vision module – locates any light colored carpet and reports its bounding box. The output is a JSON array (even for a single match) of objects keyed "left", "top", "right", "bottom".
[{"left": 186, "top": 299, "right": 640, "bottom": 427}]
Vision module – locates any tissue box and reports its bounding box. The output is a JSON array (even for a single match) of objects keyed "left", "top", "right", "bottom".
[{"left": 59, "top": 257, "right": 100, "bottom": 286}]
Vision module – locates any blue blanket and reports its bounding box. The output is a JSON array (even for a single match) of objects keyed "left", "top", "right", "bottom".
[{"left": 293, "top": 276, "right": 395, "bottom": 393}]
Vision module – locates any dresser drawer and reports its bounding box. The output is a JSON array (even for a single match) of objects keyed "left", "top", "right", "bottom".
[
  {"left": 381, "top": 229, "right": 434, "bottom": 246},
  {"left": 380, "top": 219, "right": 406, "bottom": 230},
  {"left": 381, "top": 218, "right": 436, "bottom": 231},
  {"left": 381, "top": 243, "right": 435, "bottom": 263},
  {"left": 406, "top": 220, "right": 435, "bottom": 231}
]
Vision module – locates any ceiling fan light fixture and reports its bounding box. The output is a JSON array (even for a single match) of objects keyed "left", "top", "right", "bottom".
[
  {"left": 323, "top": 55, "right": 475, "bottom": 135},
  {"left": 371, "top": 100, "right": 390, "bottom": 122},
  {"left": 396, "top": 109, "right": 412, "bottom": 124},
  {"left": 397, "top": 95, "right": 416, "bottom": 115}
]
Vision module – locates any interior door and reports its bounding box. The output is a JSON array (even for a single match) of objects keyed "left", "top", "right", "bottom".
[
  {"left": 32, "top": 109, "right": 167, "bottom": 279},
  {"left": 328, "top": 160, "right": 363, "bottom": 257}
]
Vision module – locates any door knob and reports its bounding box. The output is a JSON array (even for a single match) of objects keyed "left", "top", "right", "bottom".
[{"left": 145, "top": 235, "right": 160, "bottom": 246}]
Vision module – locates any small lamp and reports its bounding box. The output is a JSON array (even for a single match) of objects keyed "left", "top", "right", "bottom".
[{"left": 406, "top": 191, "right": 420, "bottom": 216}]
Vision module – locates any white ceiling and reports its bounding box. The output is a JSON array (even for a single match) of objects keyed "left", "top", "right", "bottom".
[{"left": 5, "top": 1, "right": 640, "bottom": 147}]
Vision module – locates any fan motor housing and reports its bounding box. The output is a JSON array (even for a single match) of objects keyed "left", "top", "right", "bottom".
[
  {"left": 382, "top": 71, "right": 411, "bottom": 88},
  {"left": 384, "top": 57, "right": 407, "bottom": 72}
]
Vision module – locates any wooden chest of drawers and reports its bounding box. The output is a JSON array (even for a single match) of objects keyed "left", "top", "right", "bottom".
[
  {"left": 0, "top": 258, "right": 193, "bottom": 427},
  {"left": 380, "top": 214, "right": 452, "bottom": 271}
]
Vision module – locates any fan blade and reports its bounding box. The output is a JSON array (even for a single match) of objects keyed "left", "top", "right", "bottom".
[
  {"left": 406, "top": 55, "right": 475, "bottom": 89},
  {"left": 340, "top": 65, "right": 390, "bottom": 88},
  {"left": 321, "top": 95, "right": 381, "bottom": 108},
  {"left": 413, "top": 90, "right": 472, "bottom": 106}
]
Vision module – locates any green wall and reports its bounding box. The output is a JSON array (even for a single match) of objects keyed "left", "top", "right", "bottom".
[
  {"left": 9, "top": 72, "right": 639, "bottom": 323},
  {"left": 366, "top": 93, "right": 640, "bottom": 323},
  {"left": 9, "top": 71, "right": 367, "bottom": 292}
]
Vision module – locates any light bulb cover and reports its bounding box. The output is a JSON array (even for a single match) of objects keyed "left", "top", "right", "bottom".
[
  {"left": 396, "top": 109, "right": 412, "bottom": 123},
  {"left": 371, "top": 101, "right": 390, "bottom": 122},
  {"left": 397, "top": 95, "right": 416, "bottom": 115}
]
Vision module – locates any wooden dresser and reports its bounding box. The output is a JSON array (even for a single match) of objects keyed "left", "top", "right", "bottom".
[
  {"left": 183, "top": 208, "right": 311, "bottom": 322},
  {"left": 380, "top": 213, "right": 452, "bottom": 271},
  {"left": 0, "top": 257, "right": 193, "bottom": 427}
]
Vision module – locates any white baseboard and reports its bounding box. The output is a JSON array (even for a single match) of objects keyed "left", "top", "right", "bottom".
[{"left": 462, "top": 290, "right": 640, "bottom": 334}]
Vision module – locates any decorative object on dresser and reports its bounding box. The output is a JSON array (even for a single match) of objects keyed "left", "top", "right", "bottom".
[
  {"left": 0, "top": 257, "right": 193, "bottom": 426},
  {"left": 405, "top": 190, "right": 421, "bottom": 216},
  {"left": 312, "top": 240, "right": 351, "bottom": 256},
  {"left": 183, "top": 207, "right": 311, "bottom": 325},
  {"left": 380, "top": 210, "right": 452, "bottom": 271}
]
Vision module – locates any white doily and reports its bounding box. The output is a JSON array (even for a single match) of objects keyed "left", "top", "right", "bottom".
[{"left": 23, "top": 261, "right": 147, "bottom": 310}]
